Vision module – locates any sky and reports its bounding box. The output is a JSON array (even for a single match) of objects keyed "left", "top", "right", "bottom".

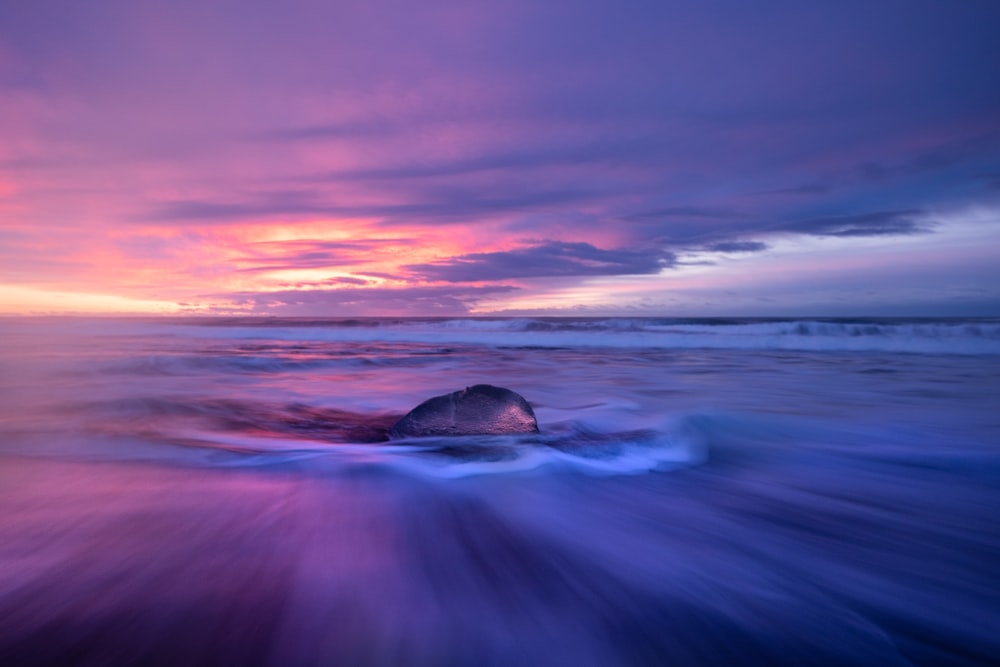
[{"left": 1, "top": 0, "right": 999, "bottom": 317}]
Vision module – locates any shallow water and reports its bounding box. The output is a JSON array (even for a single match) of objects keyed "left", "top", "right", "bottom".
[{"left": 1, "top": 317, "right": 998, "bottom": 665}]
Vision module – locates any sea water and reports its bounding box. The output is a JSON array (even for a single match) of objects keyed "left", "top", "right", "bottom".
[{"left": 0, "top": 317, "right": 998, "bottom": 666}]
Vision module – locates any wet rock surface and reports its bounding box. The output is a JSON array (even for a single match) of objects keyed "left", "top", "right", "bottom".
[{"left": 389, "top": 384, "right": 539, "bottom": 439}]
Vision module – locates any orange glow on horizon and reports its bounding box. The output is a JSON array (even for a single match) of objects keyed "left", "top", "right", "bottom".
[
  {"left": 0, "top": 286, "right": 189, "bottom": 315},
  {"left": 0, "top": 214, "right": 536, "bottom": 314},
  {"left": 2, "top": 205, "right": 995, "bottom": 316}
]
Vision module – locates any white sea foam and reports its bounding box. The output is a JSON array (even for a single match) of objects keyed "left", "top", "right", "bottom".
[{"left": 125, "top": 418, "right": 709, "bottom": 479}]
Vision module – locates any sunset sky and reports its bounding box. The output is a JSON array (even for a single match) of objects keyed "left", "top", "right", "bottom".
[{"left": 1, "top": 0, "right": 999, "bottom": 316}]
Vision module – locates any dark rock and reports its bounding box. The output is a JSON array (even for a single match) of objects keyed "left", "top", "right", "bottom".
[{"left": 388, "top": 384, "right": 539, "bottom": 439}]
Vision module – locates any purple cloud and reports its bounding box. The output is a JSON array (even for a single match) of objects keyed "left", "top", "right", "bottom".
[
  {"left": 775, "top": 210, "right": 931, "bottom": 238},
  {"left": 1, "top": 0, "right": 999, "bottom": 314},
  {"left": 217, "top": 285, "right": 519, "bottom": 316},
  {"left": 703, "top": 241, "right": 769, "bottom": 254},
  {"left": 138, "top": 187, "right": 606, "bottom": 225},
  {"left": 234, "top": 238, "right": 410, "bottom": 273},
  {"left": 408, "top": 241, "right": 675, "bottom": 282}
]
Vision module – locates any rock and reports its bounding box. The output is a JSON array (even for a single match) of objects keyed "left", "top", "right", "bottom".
[{"left": 388, "top": 384, "right": 539, "bottom": 439}]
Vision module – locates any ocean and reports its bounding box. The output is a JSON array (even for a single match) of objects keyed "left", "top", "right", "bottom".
[{"left": 1, "top": 316, "right": 998, "bottom": 666}]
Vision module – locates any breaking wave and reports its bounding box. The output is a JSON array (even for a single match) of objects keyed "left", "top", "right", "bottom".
[{"left": 173, "top": 317, "right": 1000, "bottom": 355}]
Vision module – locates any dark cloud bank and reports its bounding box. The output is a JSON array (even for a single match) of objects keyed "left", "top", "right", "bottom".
[{"left": 408, "top": 241, "right": 675, "bottom": 282}]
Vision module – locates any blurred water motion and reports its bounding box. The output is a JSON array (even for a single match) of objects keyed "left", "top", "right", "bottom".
[{"left": 0, "top": 317, "right": 998, "bottom": 666}]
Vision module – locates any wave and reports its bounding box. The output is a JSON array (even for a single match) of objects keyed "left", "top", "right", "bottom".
[
  {"left": 187, "top": 426, "right": 708, "bottom": 479},
  {"left": 176, "top": 317, "right": 1000, "bottom": 355},
  {"left": 5, "top": 401, "right": 709, "bottom": 479},
  {"left": 182, "top": 415, "right": 709, "bottom": 479},
  {"left": 24, "top": 402, "right": 989, "bottom": 480}
]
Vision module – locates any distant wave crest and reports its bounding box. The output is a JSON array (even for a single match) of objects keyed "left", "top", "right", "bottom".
[{"left": 187, "top": 317, "right": 1000, "bottom": 355}]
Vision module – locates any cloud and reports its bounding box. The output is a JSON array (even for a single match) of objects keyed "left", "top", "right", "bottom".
[
  {"left": 217, "top": 285, "right": 518, "bottom": 316},
  {"left": 854, "top": 131, "right": 1000, "bottom": 184},
  {"left": 315, "top": 136, "right": 666, "bottom": 182},
  {"left": 3, "top": 1, "right": 1000, "bottom": 315},
  {"left": 621, "top": 206, "right": 738, "bottom": 222},
  {"left": 703, "top": 240, "right": 769, "bottom": 253},
  {"left": 316, "top": 276, "right": 370, "bottom": 286},
  {"left": 139, "top": 187, "right": 603, "bottom": 224},
  {"left": 272, "top": 276, "right": 375, "bottom": 288},
  {"left": 758, "top": 182, "right": 832, "bottom": 196},
  {"left": 253, "top": 119, "right": 399, "bottom": 142},
  {"left": 775, "top": 210, "right": 931, "bottom": 237},
  {"left": 408, "top": 241, "right": 675, "bottom": 282},
  {"left": 234, "top": 238, "right": 409, "bottom": 273}
]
